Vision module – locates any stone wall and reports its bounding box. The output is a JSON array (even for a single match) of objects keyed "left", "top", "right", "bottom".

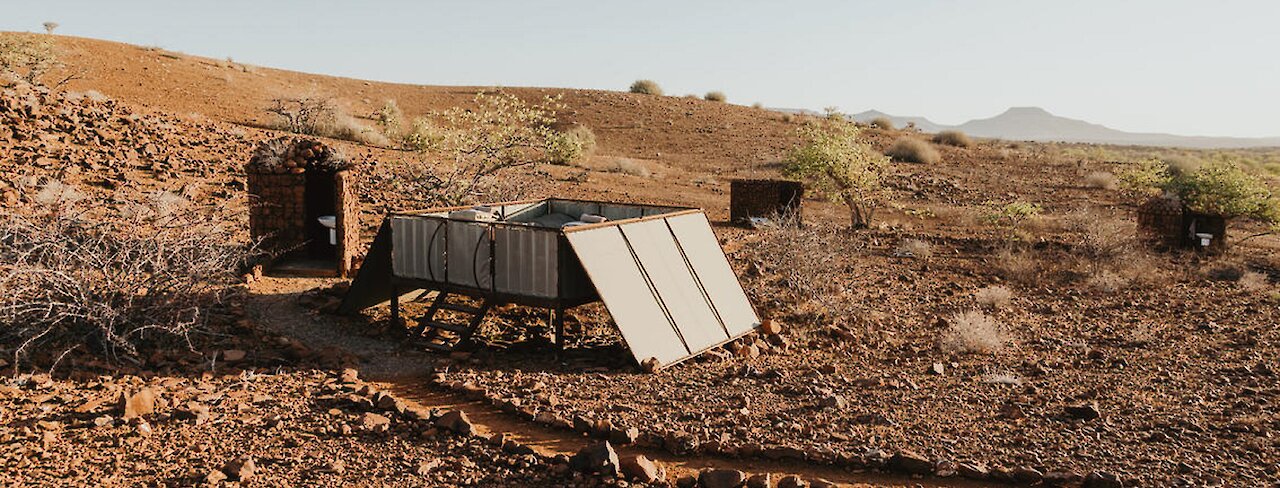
[
  {"left": 334, "top": 170, "right": 359, "bottom": 277},
  {"left": 729, "top": 179, "right": 804, "bottom": 224},
  {"left": 248, "top": 169, "right": 359, "bottom": 277}
]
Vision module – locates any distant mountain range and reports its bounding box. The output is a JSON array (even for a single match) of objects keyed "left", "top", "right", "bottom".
[{"left": 775, "top": 107, "right": 1280, "bottom": 149}]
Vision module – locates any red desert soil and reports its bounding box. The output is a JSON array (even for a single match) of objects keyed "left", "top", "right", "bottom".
[{"left": 2, "top": 34, "right": 1279, "bottom": 486}]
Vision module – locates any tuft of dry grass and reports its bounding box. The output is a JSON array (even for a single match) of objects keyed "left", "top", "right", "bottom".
[
  {"left": 996, "top": 249, "right": 1039, "bottom": 284},
  {"left": 1238, "top": 271, "right": 1269, "bottom": 291},
  {"left": 893, "top": 238, "right": 933, "bottom": 259},
  {"left": 1084, "top": 171, "right": 1118, "bottom": 190},
  {"left": 704, "top": 91, "right": 727, "bottom": 102},
  {"left": 885, "top": 137, "right": 941, "bottom": 164},
  {"left": 869, "top": 117, "right": 894, "bottom": 130},
  {"left": 629, "top": 79, "right": 663, "bottom": 96},
  {"left": 932, "top": 130, "right": 973, "bottom": 148},
  {"left": 941, "top": 310, "right": 1008, "bottom": 355},
  {"left": 974, "top": 285, "right": 1013, "bottom": 309},
  {"left": 592, "top": 157, "right": 651, "bottom": 178},
  {"left": 1088, "top": 270, "right": 1128, "bottom": 292}
]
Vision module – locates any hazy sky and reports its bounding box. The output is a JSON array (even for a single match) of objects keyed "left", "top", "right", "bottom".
[{"left": 4, "top": 0, "right": 1278, "bottom": 137}]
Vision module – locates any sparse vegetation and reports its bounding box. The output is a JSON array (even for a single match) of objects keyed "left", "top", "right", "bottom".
[
  {"left": 1088, "top": 270, "right": 1128, "bottom": 292},
  {"left": 374, "top": 99, "right": 404, "bottom": 139},
  {"left": 894, "top": 238, "right": 932, "bottom": 259},
  {"left": 704, "top": 91, "right": 726, "bottom": 102},
  {"left": 1084, "top": 171, "right": 1118, "bottom": 189},
  {"left": 869, "top": 117, "right": 893, "bottom": 130},
  {"left": 1120, "top": 158, "right": 1280, "bottom": 225},
  {"left": 597, "top": 157, "right": 650, "bottom": 177},
  {"left": 885, "top": 137, "right": 941, "bottom": 164},
  {"left": 547, "top": 125, "right": 597, "bottom": 165},
  {"left": 629, "top": 79, "right": 663, "bottom": 96},
  {"left": 996, "top": 248, "right": 1040, "bottom": 284},
  {"left": 402, "top": 91, "right": 568, "bottom": 205},
  {"left": 941, "top": 310, "right": 1008, "bottom": 355},
  {"left": 983, "top": 201, "right": 1043, "bottom": 241},
  {"left": 751, "top": 102, "right": 763, "bottom": 109},
  {"left": 783, "top": 109, "right": 891, "bottom": 229},
  {"left": 932, "top": 130, "right": 973, "bottom": 148},
  {"left": 42, "top": 22, "right": 59, "bottom": 35},
  {"left": 0, "top": 182, "right": 252, "bottom": 367},
  {"left": 265, "top": 96, "right": 385, "bottom": 146},
  {"left": 974, "top": 285, "right": 1013, "bottom": 309},
  {"left": 1238, "top": 271, "right": 1269, "bottom": 291}
]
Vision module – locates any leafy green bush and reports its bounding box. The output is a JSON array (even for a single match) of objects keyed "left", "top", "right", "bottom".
[
  {"left": 1119, "top": 158, "right": 1280, "bottom": 223},
  {"left": 629, "top": 79, "right": 663, "bottom": 95},
  {"left": 783, "top": 110, "right": 890, "bottom": 228},
  {"left": 546, "top": 125, "right": 596, "bottom": 165},
  {"left": 704, "top": 91, "right": 726, "bottom": 102},
  {"left": 933, "top": 130, "right": 973, "bottom": 148},
  {"left": 885, "top": 137, "right": 941, "bottom": 164}
]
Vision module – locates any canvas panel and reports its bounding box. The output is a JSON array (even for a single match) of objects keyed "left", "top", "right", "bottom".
[
  {"left": 665, "top": 212, "right": 760, "bottom": 337},
  {"left": 565, "top": 227, "right": 689, "bottom": 365},
  {"left": 617, "top": 219, "right": 729, "bottom": 350}
]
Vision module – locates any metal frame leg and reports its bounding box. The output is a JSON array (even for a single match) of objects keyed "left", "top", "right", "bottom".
[
  {"left": 390, "top": 284, "right": 400, "bottom": 328},
  {"left": 554, "top": 308, "right": 566, "bottom": 352}
]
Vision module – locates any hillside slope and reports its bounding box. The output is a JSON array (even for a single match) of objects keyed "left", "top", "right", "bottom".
[{"left": 44, "top": 35, "right": 796, "bottom": 176}]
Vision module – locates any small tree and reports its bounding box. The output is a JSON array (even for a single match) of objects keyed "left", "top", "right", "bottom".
[
  {"left": 265, "top": 96, "right": 337, "bottom": 135},
  {"left": 42, "top": 22, "right": 59, "bottom": 35},
  {"left": 407, "top": 91, "right": 567, "bottom": 205},
  {"left": 982, "top": 201, "right": 1043, "bottom": 242},
  {"left": 783, "top": 110, "right": 890, "bottom": 228},
  {"left": 1120, "top": 158, "right": 1280, "bottom": 229}
]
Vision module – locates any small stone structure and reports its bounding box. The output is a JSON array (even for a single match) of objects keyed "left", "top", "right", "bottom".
[
  {"left": 246, "top": 138, "right": 359, "bottom": 277},
  {"left": 1136, "top": 195, "right": 1227, "bottom": 252},
  {"left": 729, "top": 178, "right": 804, "bottom": 225}
]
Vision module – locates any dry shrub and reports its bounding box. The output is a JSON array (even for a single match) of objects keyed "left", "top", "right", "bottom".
[
  {"left": 941, "top": 310, "right": 1008, "bottom": 355},
  {"left": 0, "top": 182, "right": 252, "bottom": 366},
  {"left": 974, "top": 285, "right": 1013, "bottom": 309},
  {"left": 1084, "top": 171, "right": 1118, "bottom": 190},
  {"left": 894, "top": 238, "right": 932, "bottom": 259},
  {"left": 885, "top": 137, "right": 941, "bottom": 164},
  {"left": 1238, "top": 271, "right": 1269, "bottom": 291},
  {"left": 741, "top": 219, "right": 844, "bottom": 302},
  {"left": 933, "top": 130, "right": 973, "bottom": 148},
  {"left": 597, "top": 157, "right": 651, "bottom": 177},
  {"left": 629, "top": 79, "right": 663, "bottom": 95},
  {"left": 0, "top": 33, "right": 57, "bottom": 84},
  {"left": 265, "top": 96, "right": 384, "bottom": 145},
  {"left": 996, "top": 249, "right": 1039, "bottom": 284},
  {"left": 704, "top": 91, "right": 727, "bottom": 102},
  {"left": 1088, "top": 270, "right": 1128, "bottom": 292},
  {"left": 869, "top": 117, "right": 894, "bottom": 130},
  {"left": 781, "top": 113, "right": 794, "bottom": 123},
  {"left": 1063, "top": 209, "right": 1135, "bottom": 262}
]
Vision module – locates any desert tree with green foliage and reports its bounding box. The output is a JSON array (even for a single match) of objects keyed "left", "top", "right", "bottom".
[
  {"left": 982, "top": 201, "right": 1043, "bottom": 242},
  {"left": 783, "top": 110, "right": 890, "bottom": 229},
  {"left": 1120, "top": 157, "right": 1280, "bottom": 239},
  {"left": 404, "top": 91, "right": 568, "bottom": 205}
]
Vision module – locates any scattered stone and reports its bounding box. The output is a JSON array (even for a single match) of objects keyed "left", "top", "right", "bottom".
[
  {"left": 931, "top": 362, "right": 945, "bottom": 375},
  {"left": 435, "top": 410, "right": 474, "bottom": 436},
  {"left": 1083, "top": 471, "right": 1123, "bottom": 488},
  {"left": 92, "top": 415, "right": 114, "bottom": 428},
  {"left": 360, "top": 412, "right": 391, "bottom": 432},
  {"left": 676, "top": 474, "right": 698, "bottom": 488},
  {"left": 340, "top": 368, "right": 360, "bottom": 383},
  {"left": 569, "top": 441, "right": 619, "bottom": 475},
  {"left": 417, "top": 459, "right": 442, "bottom": 475},
  {"left": 118, "top": 388, "right": 157, "bottom": 419},
  {"left": 746, "top": 472, "right": 772, "bottom": 488},
  {"left": 819, "top": 394, "right": 846, "bottom": 409},
  {"left": 222, "top": 349, "right": 246, "bottom": 362},
  {"left": 328, "top": 459, "right": 346, "bottom": 475},
  {"left": 761, "top": 319, "right": 784, "bottom": 335},
  {"left": 1012, "top": 466, "right": 1044, "bottom": 484},
  {"left": 888, "top": 450, "right": 933, "bottom": 475},
  {"left": 176, "top": 402, "right": 212, "bottom": 425},
  {"left": 1065, "top": 402, "right": 1101, "bottom": 420},
  {"left": 736, "top": 344, "right": 760, "bottom": 359},
  {"left": 808, "top": 479, "right": 836, "bottom": 488},
  {"left": 642, "top": 357, "right": 661, "bottom": 373},
  {"left": 375, "top": 392, "right": 407, "bottom": 414},
  {"left": 222, "top": 457, "right": 256, "bottom": 482},
  {"left": 609, "top": 425, "right": 640, "bottom": 445},
  {"left": 205, "top": 469, "right": 228, "bottom": 484},
  {"left": 699, "top": 469, "right": 746, "bottom": 488},
  {"left": 619, "top": 454, "right": 661, "bottom": 483},
  {"left": 1044, "top": 471, "right": 1083, "bottom": 485},
  {"left": 958, "top": 462, "right": 990, "bottom": 479},
  {"left": 773, "top": 475, "right": 807, "bottom": 488}
]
